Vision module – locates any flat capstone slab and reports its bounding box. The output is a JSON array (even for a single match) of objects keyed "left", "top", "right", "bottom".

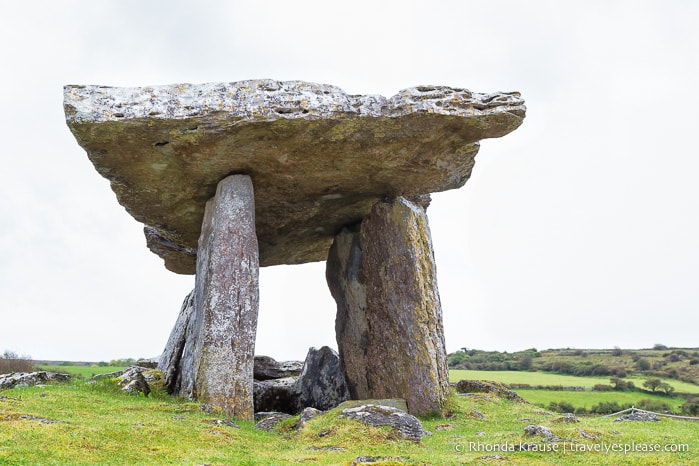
[{"left": 64, "top": 80, "right": 525, "bottom": 274}]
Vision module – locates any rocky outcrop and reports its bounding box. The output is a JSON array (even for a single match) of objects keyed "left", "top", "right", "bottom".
[
  {"left": 64, "top": 80, "right": 525, "bottom": 274},
  {"left": 119, "top": 367, "right": 151, "bottom": 397},
  {"left": 293, "top": 346, "right": 350, "bottom": 412},
  {"left": 338, "top": 404, "right": 430, "bottom": 442},
  {"left": 454, "top": 379, "right": 526, "bottom": 402},
  {"left": 253, "top": 356, "right": 303, "bottom": 381},
  {"left": 178, "top": 175, "right": 259, "bottom": 420},
  {"left": 327, "top": 197, "right": 449, "bottom": 416},
  {"left": 0, "top": 371, "right": 70, "bottom": 389}
]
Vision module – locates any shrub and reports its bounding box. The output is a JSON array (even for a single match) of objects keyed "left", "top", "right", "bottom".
[
  {"left": 681, "top": 397, "right": 699, "bottom": 416},
  {"left": 590, "top": 401, "right": 629, "bottom": 415},
  {"left": 548, "top": 401, "right": 576, "bottom": 413},
  {"left": 636, "top": 399, "right": 675, "bottom": 414},
  {"left": 593, "top": 384, "right": 613, "bottom": 391},
  {"left": 636, "top": 358, "right": 651, "bottom": 371},
  {"left": 0, "top": 350, "right": 34, "bottom": 374},
  {"left": 643, "top": 378, "right": 663, "bottom": 392}
]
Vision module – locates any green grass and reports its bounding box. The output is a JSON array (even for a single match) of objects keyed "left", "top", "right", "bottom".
[
  {"left": 36, "top": 365, "right": 128, "bottom": 378},
  {"left": 1, "top": 380, "right": 698, "bottom": 465},
  {"left": 450, "top": 370, "right": 699, "bottom": 394}
]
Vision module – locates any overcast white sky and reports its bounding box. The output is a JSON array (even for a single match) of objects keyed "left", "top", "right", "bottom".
[{"left": 1, "top": 1, "right": 697, "bottom": 362}]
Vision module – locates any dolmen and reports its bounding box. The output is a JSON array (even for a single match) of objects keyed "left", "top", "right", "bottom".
[{"left": 64, "top": 79, "right": 525, "bottom": 420}]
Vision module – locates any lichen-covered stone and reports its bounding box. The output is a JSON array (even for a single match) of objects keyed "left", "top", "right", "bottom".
[
  {"left": 327, "top": 197, "right": 449, "bottom": 416},
  {"left": 64, "top": 80, "right": 525, "bottom": 273},
  {"left": 158, "top": 289, "right": 194, "bottom": 394},
  {"left": 293, "top": 346, "right": 350, "bottom": 411},
  {"left": 179, "top": 175, "right": 259, "bottom": 420},
  {"left": 326, "top": 226, "right": 369, "bottom": 399},
  {"left": 338, "top": 404, "right": 430, "bottom": 442}
]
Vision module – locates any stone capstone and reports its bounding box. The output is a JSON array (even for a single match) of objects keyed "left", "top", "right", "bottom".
[
  {"left": 327, "top": 197, "right": 450, "bottom": 416},
  {"left": 338, "top": 404, "right": 430, "bottom": 442},
  {"left": 64, "top": 80, "right": 525, "bottom": 274},
  {"left": 179, "top": 175, "right": 259, "bottom": 420},
  {"left": 293, "top": 346, "right": 350, "bottom": 412}
]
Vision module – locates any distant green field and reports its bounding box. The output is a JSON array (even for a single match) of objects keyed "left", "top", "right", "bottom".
[
  {"left": 450, "top": 369, "right": 699, "bottom": 394},
  {"left": 37, "top": 365, "right": 127, "bottom": 378},
  {"left": 518, "top": 389, "right": 686, "bottom": 411}
]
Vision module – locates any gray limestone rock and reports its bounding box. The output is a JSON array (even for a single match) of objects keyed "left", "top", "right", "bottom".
[
  {"left": 338, "top": 404, "right": 430, "bottom": 442},
  {"left": 254, "top": 412, "right": 292, "bottom": 431},
  {"left": 64, "top": 80, "right": 525, "bottom": 274},
  {"left": 337, "top": 399, "right": 408, "bottom": 412},
  {"left": 119, "top": 368, "right": 151, "bottom": 397},
  {"left": 297, "top": 406, "right": 323, "bottom": 428},
  {"left": 294, "top": 346, "right": 350, "bottom": 412},
  {"left": 253, "top": 355, "right": 303, "bottom": 381},
  {"left": 158, "top": 289, "right": 195, "bottom": 394},
  {"left": 253, "top": 377, "right": 297, "bottom": 414},
  {"left": 180, "top": 175, "right": 259, "bottom": 420},
  {"left": 0, "top": 372, "right": 70, "bottom": 389}
]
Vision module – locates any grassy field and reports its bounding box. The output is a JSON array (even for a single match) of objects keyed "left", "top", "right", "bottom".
[
  {"left": 1, "top": 378, "right": 697, "bottom": 465},
  {"left": 449, "top": 370, "right": 699, "bottom": 394},
  {"left": 36, "top": 365, "right": 128, "bottom": 378}
]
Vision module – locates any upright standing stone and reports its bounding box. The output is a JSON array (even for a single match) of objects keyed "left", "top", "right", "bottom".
[
  {"left": 180, "top": 175, "right": 259, "bottom": 420},
  {"left": 327, "top": 197, "right": 449, "bottom": 416},
  {"left": 326, "top": 226, "right": 370, "bottom": 400},
  {"left": 159, "top": 289, "right": 195, "bottom": 394}
]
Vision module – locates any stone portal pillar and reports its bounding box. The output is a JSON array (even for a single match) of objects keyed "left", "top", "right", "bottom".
[
  {"left": 179, "top": 174, "right": 259, "bottom": 420},
  {"left": 326, "top": 197, "right": 449, "bottom": 416}
]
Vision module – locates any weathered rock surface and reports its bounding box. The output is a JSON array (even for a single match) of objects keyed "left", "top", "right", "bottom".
[
  {"left": 253, "top": 356, "right": 303, "bottom": 381},
  {"left": 64, "top": 80, "right": 525, "bottom": 273},
  {"left": 337, "top": 399, "right": 408, "bottom": 412},
  {"left": 159, "top": 289, "right": 195, "bottom": 394},
  {"left": 338, "top": 404, "right": 430, "bottom": 442},
  {"left": 297, "top": 406, "right": 323, "bottom": 428},
  {"left": 253, "top": 377, "right": 297, "bottom": 414},
  {"left": 327, "top": 197, "right": 449, "bottom": 416},
  {"left": 119, "top": 367, "right": 151, "bottom": 397},
  {"left": 179, "top": 175, "right": 259, "bottom": 420},
  {"left": 0, "top": 372, "right": 70, "bottom": 389},
  {"left": 326, "top": 226, "right": 369, "bottom": 400},
  {"left": 293, "top": 346, "right": 350, "bottom": 412},
  {"left": 254, "top": 412, "right": 292, "bottom": 431}
]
